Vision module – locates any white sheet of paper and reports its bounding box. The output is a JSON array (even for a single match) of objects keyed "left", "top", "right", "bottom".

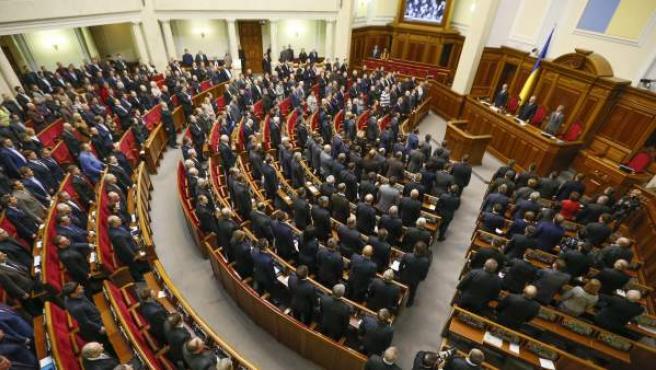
[
  {"left": 349, "top": 317, "right": 362, "bottom": 328},
  {"left": 157, "top": 290, "right": 166, "bottom": 299},
  {"left": 293, "top": 239, "right": 299, "bottom": 252},
  {"left": 274, "top": 266, "right": 281, "bottom": 275},
  {"left": 495, "top": 228, "right": 504, "bottom": 235},
  {"left": 390, "top": 260, "right": 400, "bottom": 272},
  {"left": 277, "top": 275, "right": 289, "bottom": 287},
  {"left": 89, "top": 252, "right": 97, "bottom": 263},
  {"left": 509, "top": 343, "right": 520, "bottom": 354},
  {"left": 33, "top": 255, "right": 41, "bottom": 267},
  {"left": 483, "top": 331, "right": 503, "bottom": 348},
  {"left": 616, "top": 289, "right": 626, "bottom": 297},
  {"left": 539, "top": 358, "right": 556, "bottom": 370}
]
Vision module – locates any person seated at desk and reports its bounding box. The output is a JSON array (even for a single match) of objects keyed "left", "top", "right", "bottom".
[
  {"left": 517, "top": 96, "right": 538, "bottom": 122},
  {"left": 493, "top": 83, "right": 509, "bottom": 108},
  {"left": 544, "top": 105, "right": 565, "bottom": 135},
  {"left": 625, "top": 146, "right": 654, "bottom": 173}
]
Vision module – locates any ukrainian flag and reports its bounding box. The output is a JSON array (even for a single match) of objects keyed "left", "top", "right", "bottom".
[{"left": 518, "top": 28, "right": 554, "bottom": 104}]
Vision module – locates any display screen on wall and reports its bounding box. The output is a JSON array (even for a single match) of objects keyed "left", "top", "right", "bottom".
[{"left": 402, "top": 0, "right": 448, "bottom": 25}]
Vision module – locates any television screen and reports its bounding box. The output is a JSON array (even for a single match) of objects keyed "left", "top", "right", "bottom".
[{"left": 403, "top": 0, "right": 448, "bottom": 25}]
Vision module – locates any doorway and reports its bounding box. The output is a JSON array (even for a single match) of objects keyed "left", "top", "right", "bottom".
[{"left": 238, "top": 21, "right": 264, "bottom": 73}]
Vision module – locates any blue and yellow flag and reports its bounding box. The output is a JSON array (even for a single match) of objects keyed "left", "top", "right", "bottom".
[{"left": 518, "top": 27, "right": 554, "bottom": 104}]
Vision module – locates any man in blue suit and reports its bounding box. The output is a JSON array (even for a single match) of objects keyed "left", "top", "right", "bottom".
[
  {"left": 0, "top": 195, "right": 39, "bottom": 243},
  {"left": 182, "top": 48, "right": 194, "bottom": 66},
  {"left": 0, "top": 139, "right": 27, "bottom": 179},
  {"left": 55, "top": 215, "right": 89, "bottom": 244},
  {"left": 19, "top": 167, "right": 50, "bottom": 206},
  {"left": 271, "top": 212, "right": 296, "bottom": 261},
  {"left": 78, "top": 143, "right": 104, "bottom": 184},
  {"left": 533, "top": 214, "right": 566, "bottom": 253}
]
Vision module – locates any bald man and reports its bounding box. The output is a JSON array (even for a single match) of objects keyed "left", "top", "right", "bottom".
[
  {"left": 444, "top": 348, "right": 485, "bottom": 370},
  {"left": 365, "top": 346, "right": 401, "bottom": 370},
  {"left": 348, "top": 245, "right": 378, "bottom": 301},
  {"left": 495, "top": 285, "right": 540, "bottom": 330},
  {"left": 595, "top": 289, "right": 644, "bottom": 336},
  {"left": 456, "top": 259, "right": 502, "bottom": 313}
]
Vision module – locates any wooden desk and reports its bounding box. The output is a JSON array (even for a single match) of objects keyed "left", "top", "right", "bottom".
[
  {"left": 460, "top": 97, "right": 582, "bottom": 175},
  {"left": 444, "top": 120, "right": 492, "bottom": 165},
  {"left": 573, "top": 150, "right": 652, "bottom": 195}
]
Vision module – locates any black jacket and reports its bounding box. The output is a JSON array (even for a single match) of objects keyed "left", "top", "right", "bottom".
[
  {"left": 457, "top": 269, "right": 502, "bottom": 312},
  {"left": 319, "top": 294, "right": 350, "bottom": 340},
  {"left": 496, "top": 293, "right": 540, "bottom": 329},
  {"left": 367, "top": 278, "right": 400, "bottom": 312}
]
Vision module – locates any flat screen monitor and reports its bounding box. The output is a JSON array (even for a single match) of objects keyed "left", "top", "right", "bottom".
[{"left": 402, "top": 0, "right": 448, "bottom": 25}]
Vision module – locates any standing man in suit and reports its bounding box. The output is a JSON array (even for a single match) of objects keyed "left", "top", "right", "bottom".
[
  {"left": 533, "top": 214, "right": 565, "bottom": 253},
  {"left": 532, "top": 259, "right": 571, "bottom": 305},
  {"left": 367, "top": 269, "right": 400, "bottom": 312},
  {"left": 182, "top": 49, "right": 194, "bottom": 66},
  {"left": 107, "top": 216, "right": 149, "bottom": 281},
  {"left": 138, "top": 288, "right": 168, "bottom": 345},
  {"left": 161, "top": 102, "right": 177, "bottom": 148},
  {"left": 348, "top": 245, "right": 378, "bottom": 302},
  {"left": 80, "top": 342, "right": 119, "bottom": 370},
  {"left": 495, "top": 285, "right": 540, "bottom": 330},
  {"left": 319, "top": 283, "right": 350, "bottom": 340},
  {"left": 316, "top": 239, "right": 344, "bottom": 290},
  {"left": 456, "top": 259, "right": 502, "bottom": 314},
  {"left": 544, "top": 104, "right": 565, "bottom": 135},
  {"left": 251, "top": 238, "right": 277, "bottom": 295},
  {"left": 289, "top": 265, "right": 316, "bottom": 325},
  {"left": 183, "top": 337, "right": 217, "bottom": 370},
  {"left": 517, "top": 95, "right": 538, "bottom": 121},
  {"left": 399, "top": 241, "right": 431, "bottom": 307},
  {"left": 493, "top": 83, "right": 509, "bottom": 108},
  {"left": 437, "top": 184, "right": 461, "bottom": 241},
  {"left": 443, "top": 348, "right": 485, "bottom": 370},
  {"left": 365, "top": 347, "right": 401, "bottom": 370},
  {"left": 595, "top": 290, "right": 644, "bottom": 336},
  {"left": 63, "top": 283, "right": 115, "bottom": 354},
  {"left": 311, "top": 196, "right": 332, "bottom": 242},
  {"left": 359, "top": 308, "right": 393, "bottom": 356},
  {"left": 164, "top": 313, "right": 190, "bottom": 368},
  {"left": 356, "top": 194, "right": 377, "bottom": 235},
  {"left": 399, "top": 189, "right": 422, "bottom": 227}
]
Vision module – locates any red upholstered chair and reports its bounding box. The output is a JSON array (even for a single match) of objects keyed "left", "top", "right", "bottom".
[
  {"left": 216, "top": 96, "right": 226, "bottom": 110},
  {"left": 560, "top": 121, "right": 583, "bottom": 142},
  {"left": 262, "top": 116, "right": 271, "bottom": 150},
  {"left": 530, "top": 106, "right": 546, "bottom": 126},
  {"left": 506, "top": 96, "right": 519, "bottom": 114}
]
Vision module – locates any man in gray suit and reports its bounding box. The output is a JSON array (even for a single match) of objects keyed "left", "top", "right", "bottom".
[
  {"left": 376, "top": 177, "right": 401, "bottom": 214},
  {"left": 544, "top": 105, "right": 565, "bottom": 135}
]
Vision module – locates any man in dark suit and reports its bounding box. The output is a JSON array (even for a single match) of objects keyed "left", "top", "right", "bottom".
[
  {"left": 195, "top": 195, "right": 218, "bottom": 236},
  {"left": 289, "top": 265, "right": 316, "bottom": 325},
  {"left": 595, "top": 290, "right": 644, "bottom": 336},
  {"left": 0, "top": 139, "right": 27, "bottom": 179},
  {"left": 456, "top": 259, "right": 502, "bottom": 313},
  {"left": 517, "top": 95, "right": 537, "bottom": 121},
  {"left": 493, "top": 83, "right": 509, "bottom": 108},
  {"left": 183, "top": 337, "right": 217, "bottom": 370},
  {"left": 437, "top": 184, "right": 461, "bottom": 241},
  {"left": 369, "top": 228, "right": 391, "bottom": 273},
  {"left": 107, "top": 216, "right": 149, "bottom": 281},
  {"left": 271, "top": 212, "right": 296, "bottom": 261},
  {"left": 496, "top": 285, "right": 540, "bottom": 330},
  {"left": 316, "top": 239, "right": 344, "bottom": 289},
  {"left": 231, "top": 176, "right": 253, "bottom": 220},
  {"left": 138, "top": 288, "right": 168, "bottom": 345},
  {"left": 533, "top": 214, "right": 565, "bottom": 253},
  {"left": 503, "top": 225, "right": 536, "bottom": 260},
  {"left": 480, "top": 203, "right": 505, "bottom": 233},
  {"left": 80, "top": 342, "right": 119, "bottom": 370},
  {"left": 216, "top": 208, "right": 238, "bottom": 251},
  {"left": 359, "top": 308, "right": 393, "bottom": 356},
  {"left": 356, "top": 194, "right": 377, "bottom": 235},
  {"left": 398, "top": 189, "right": 422, "bottom": 227},
  {"left": 555, "top": 173, "right": 585, "bottom": 201},
  {"left": 319, "top": 283, "right": 350, "bottom": 340},
  {"left": 330, "top": 183, "right": 350, "bottom": 224},
  {"left": 0, "top": 229, "right": 31, "bottom": 270},
  {"left": 451, "top": 155, "right": 472, "bottom": 192},
  {"left": 401, "top": 218, "right": 431, "bottom": 253},
  {"left": 164, "top": 313, "right": 191, "bottom": 368},
  {"left": 337, "top": 216, "right": 364, "bottom": 258},
  {"left": 251, "top": 239, "right": 276, "bottom": 295},
  {"left": 593, "top": 259, "right": 631, "bottom": 295},
  {"left": 54, "top": 235, "right": 91, "bottom": 286},
  {"left": 63, "top": 283, "right": 113, "bottom": 352},
  {"left": 311, "top": 196, "right": 332, "bottom": 242},
  {"left": 559, "top": 241, "right": 593, "bottom": 279},
  {"left": 348, "top": 246, "right": 378, "bottom": 302},
  {"left": 181, "top": 49, "right": 194, "bottom": 66},
  {"left": 532, "top": 259, "right": 571, "bottom": 304},
  {"left": 379, "top": 206, "right": 403, "bottom": 247},
  {"left": 219, "top": 134, "right": 236, "bottom": 170},
  {"left": 292, "top": 189, "right": 312, "bottom": 229},
  {"left": 365, "top": 347, "right": 401, "bottom": 370},
  {"left": 581, "top": 214, "right": 612, "bottom": 247},
  {"left": 261, "top": 155, "right": 278, "bottom": 200},
  {"left": 1, "top": 195, "right": 39, "bottom": 243},
  {"left": 502, "top": 255, "right": 537, "bottom": 294},
  {"left": 68, "top": 165, "right": 95, "bottom": 207},
  {"left": 250, "top": 203, "right": 274, "bottom": 242},
  {"left": 160, "top": 102, "right": 177, "bottom": 148},
  {"left": 367, "top": 269, "right": 400, "bottom": 312},
  {"left": 443, "top": 348, "right": 485, "bottom": 370}
]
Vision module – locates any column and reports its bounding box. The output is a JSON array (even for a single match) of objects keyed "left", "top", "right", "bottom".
[
  {"left": 334, "top": 0, "right": 354, "bottom": 61},
  {"left": 131, "top": 22, "right": 150, "bottom": 64},
  {"left": 74, "top": 28, "right": 91, "bottom": 61},
  {"left": 325, "top": 20, "right": 335, "bottom": 60},
  {"left": 0, "top": 47, "right": 21, "bottom": 94},
  {"left": 226, "top": 19, "right": 241, "bottom": 71},
  {"left": 81, "top": 27, "right": 99, "bottom": 59},
  {"left": 140, "top": 0, "right": 170, "bottom": 71},
  {"left": 161, "top": 20, "right": 177, "bottom": 60},
  {"left": 451, "top": 0, "right": 501, "bottom": 95},
  {"left": 269, "top": 20, "right": 279, "bottom": 66}
]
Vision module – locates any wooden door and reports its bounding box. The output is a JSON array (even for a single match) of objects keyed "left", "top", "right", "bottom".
[{"left": 238, "top": 21, "right": 263, "bottom": 73}]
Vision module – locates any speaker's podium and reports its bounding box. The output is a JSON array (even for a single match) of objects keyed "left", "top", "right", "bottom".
[{"left": 444, "top": 120, "right": 492, "bottom": 165}]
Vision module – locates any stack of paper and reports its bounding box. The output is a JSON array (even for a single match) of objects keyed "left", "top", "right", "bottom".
[
  {"left": 483, "top": 331, "right": 503, "bottom": 348},
  {"left": 539, "top": 358, "right": 555, "bottom": 370}
]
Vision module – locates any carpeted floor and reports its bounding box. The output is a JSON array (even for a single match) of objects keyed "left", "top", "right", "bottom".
[{"left": 149, "top": 112, "right": 502, "bottom": 369}]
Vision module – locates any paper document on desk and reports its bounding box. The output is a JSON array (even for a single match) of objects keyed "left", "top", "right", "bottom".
[
  {"left": 539, "top": 358, "right": 556, "bottom": 370},
  {"left": 390, "top": 260, "right": 400, "bottom": 272},
  {"left": 483, "top": 331, "right": 503, "bottom": 348},
  {"left": 157, "top": 290, "right": 166, "bottom": 299},
  {"left": 349, "top": 317, "right": 362, "bottom": 328},
  {"left": 509, "top": 343, "right": 520, "bottom": 354}
]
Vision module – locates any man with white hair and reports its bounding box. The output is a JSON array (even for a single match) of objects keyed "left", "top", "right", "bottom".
[
  {"left": 356, "top": 194, "right": 377, "bottom": 235},
  {"left": 595, "top": 289, "right": 644, "bottom": 335},
  {"left": 364, "top": 346, "right": 401, "bottom": 370},
  {"left": 218, "top": 134, "right": 235, "bottom": 170},
  {"left": 319, "top": 175, "right": 337, "bottom": 198},
  {"left": 319, "top": 283, "right": 350, "bottom": 340},
  {"left": 367, "top": 269, "right": 400, "bottom": 312},
  {"left": 81, "top": 342, "right": 119, "bottom": 370},
  {"left": 496, "top": 285, "right": 540, "bottom": 330},
  {"left": 320, "top": 144, "right": 333, "bottom": 177}
]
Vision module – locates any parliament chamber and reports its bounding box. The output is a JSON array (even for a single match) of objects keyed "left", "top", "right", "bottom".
[{"left": 0, "top": 1, "right": 656, "bottom": 370}]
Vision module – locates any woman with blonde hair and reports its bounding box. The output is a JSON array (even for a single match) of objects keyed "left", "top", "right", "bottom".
[{"left": 558, "top": 279, "right": 600, "bottom": 316}]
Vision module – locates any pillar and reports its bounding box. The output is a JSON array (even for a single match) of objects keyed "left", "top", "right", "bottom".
[
  {"left": 0, "top": 47, "right": 21, "bottom": 95},
  {"left": 334, "top": 0, "right": 354, "bottom": 61},
  {"left": 269, "top": 20, "right": 279, "bottom": 66},
  {"left": 161, "top": 20, "right": 177, "bottom": 60},
  {"left": 451, "top": 0, "right": 501, "bottom": 95},
  {"left": 140, "top": 0, "right": 171, "bottom": 71},
  {"left": 325, "top": 20, "right": 335, "bottom": 60},
  {"left": 131, "top": 22, "right": 150, "bottom": 64},
  {"left": 226, "top": 19, "right": 241, "bottom": 72},
  {"left": 81, "top": 27, "right": 99, "bottom": 59}
]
